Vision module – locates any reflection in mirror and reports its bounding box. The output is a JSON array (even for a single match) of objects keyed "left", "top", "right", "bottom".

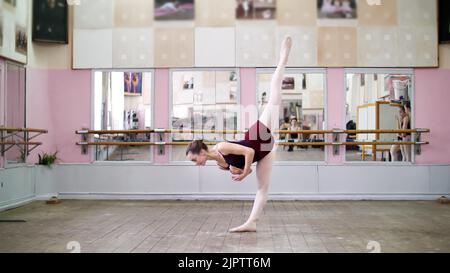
[
  {"left": 345, "top": 73, "right": 413, "bottom": 162},
  {"left": 5, "top": 62, "right": 26, "bottom": 165},
  {"left": 258, "top": 71, "right": 326, "bottom": 162},
  {"left": 171, "top": 70, "right": 239, "bottom": 162},
  {"left": 93, "top": 71, "right": 153, "bottom": 161}
]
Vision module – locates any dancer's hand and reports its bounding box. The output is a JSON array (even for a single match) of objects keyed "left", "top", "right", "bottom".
[
  {"left": 232, "top": 169, "right": 251, "bottom": 182},
  {"left": 230, "top": 166, "right": 252, "bottom": 175}
]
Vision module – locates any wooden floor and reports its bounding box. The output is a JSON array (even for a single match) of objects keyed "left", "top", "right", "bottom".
[{"left": 0, "top": 200, "right": 449, "bottom": 253}]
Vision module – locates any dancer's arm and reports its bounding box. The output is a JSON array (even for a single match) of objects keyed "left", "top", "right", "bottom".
[
  {"left": 230, "top": 165, "right": 253, "bottom": 176},
  {"left": 217, "top": 142, "right": 255, "bottom": 182}
]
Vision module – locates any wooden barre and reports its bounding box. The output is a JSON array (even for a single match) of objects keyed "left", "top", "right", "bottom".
[
  {"left": 76, "top": 129, "right": 245, "bottom": 134},
  {"left": 277, "top": 142, "right": 332, "bottom": 146},
  {"left": 76, "top": 142, "right": 220, "bottom": 146},
  {"left": 342, "top": 141, "right": 429, "bottom": 146},
  {"left": 76, "top": 129, "right": 155, "bottom": 134},
  {"left": 0, "top": 142, "right": 43, "bottom": 145},
  {"left": 76, "top": 129, "right": 430, "bottom": 135},
  {"left": 345, "top": 129, "right": 430, "bottom": 134},
  {"left": 0, "top": 128, "right": 48, "bottom": 133},
  {"left": 275, "top": 130, "right": 334, "bottom": 134},
  {"left": 76, "top": 141, "right": 429, "bottom": 146},
  {"left": 163, "top": 130, "right": 245, "bottom": 134}
]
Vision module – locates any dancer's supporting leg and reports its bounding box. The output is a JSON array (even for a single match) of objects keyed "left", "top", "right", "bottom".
[
  {"left": 229, "top": 152, "right": 274, "bottom": 233},
  {"left": 229, "top": 37, "right": 292, "bottom": 233}
]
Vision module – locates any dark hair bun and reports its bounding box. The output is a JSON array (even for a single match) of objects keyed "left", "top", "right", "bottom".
[{"left": 185, "top": 140, "right": 208, "bottom": 156}]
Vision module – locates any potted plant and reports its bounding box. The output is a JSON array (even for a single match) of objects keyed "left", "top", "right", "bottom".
[
  {"left": 35, "top": 151, "right": 60, "bottom": 204},
  {"left": 38, "top": 151, "right": 59, "bottom": 168}
]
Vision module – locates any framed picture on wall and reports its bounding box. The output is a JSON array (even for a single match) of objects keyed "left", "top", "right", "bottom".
[
  {"left": 124, "top": 72, "right": 142, "bottom": 96},
  {"left": 0, "top": 17, "right": 3, "bottom": 47},
  {"left": 282, "top": 77, "right": 295, "bottom": 90},
  {"left": 15, "top": 25, "right": 27, "bottom": 55},
  {"left": 236, "top": 0, "right": 276, "bottom": 20},
  {"left": 154, "top": 0, "right": 194, "bottom": 21},
  {"left": 32, "top": 0, "right": 68, "bottom": 44},
  {"left": 317, "top": 0, "right": 357, "bottom": 19}
]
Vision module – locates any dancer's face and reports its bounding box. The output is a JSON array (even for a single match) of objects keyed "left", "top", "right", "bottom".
[{"left": 187, "top": 150, "right": 207, "bottom": 166}]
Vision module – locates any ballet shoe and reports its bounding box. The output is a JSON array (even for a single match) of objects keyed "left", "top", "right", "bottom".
[
  {"left": 229, "top": 221, "right": 257, "bottom": 233},
  {"left": 280, "top": 36, "right": 293, "bottom": 65}
]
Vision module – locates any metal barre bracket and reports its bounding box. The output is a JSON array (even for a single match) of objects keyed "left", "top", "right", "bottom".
[
  {"left": 415, "top": 131, "right": 423, "bottom": 155},
  {"left": 80, "top": 128, "right": 89, "bottom": 155},
  {"left": 332, "top": 129, "right": 342, "bottom": 156},
  {"left": 154, "top": 130, "right": 166, "bottom": 155}
]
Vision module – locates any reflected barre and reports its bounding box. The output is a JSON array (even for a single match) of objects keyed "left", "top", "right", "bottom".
[
  {"left": 75, "top": 128, "right": 430, "bottom": 156},
  {"left": 0, "top": 128, "right": 48, "bottom": 134},
  {"left": 0, "top": 127, "right": 48, "bottom": 157}
]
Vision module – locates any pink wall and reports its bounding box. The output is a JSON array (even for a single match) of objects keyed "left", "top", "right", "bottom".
[
  {"left": 153, "top": 69, "right": 170, "bottom": 164},
  {"left": 415, "top": 68, "right": 450, "bottom": 164},
  {"left": 14, "top": 66, "right": 450, "bottom": 166},
  {"left": 326, "top": 68, "right": 345, "bottom": 164},
  {"left": 26, "top": 68, "right": 91, "bottom": 164},
  {"left": 26, "top": 68, "right": 56, "bottom": 164},
  {"left": 240, "top": 68, "right": 258, "bottom": 129},
  {"left": 4, "top": 63, "right": 25, "bottom": 163},
  {"left": 0, "top": 58, "right": 3, "bottom": 168}
]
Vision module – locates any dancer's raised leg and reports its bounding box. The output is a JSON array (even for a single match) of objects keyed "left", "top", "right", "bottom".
[{"left": 258, "top": 36, "right": 292, "bottom": 132}]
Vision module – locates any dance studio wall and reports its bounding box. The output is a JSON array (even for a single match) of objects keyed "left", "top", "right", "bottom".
[
  {"left": 0, "top": 0, "right": 29, "bottom": 64},
  {"left": 23, "top": 66, "right": 450, "bottom": 165},
  {"left": 72, "top": 0, "right": 439, "bottom": 69},
  {"left": 25, "top": 5, "right": 91, "bottom": 164},
  {"left": 0, "top": 58, "right": 3, "bottom": 169},
  {"left": 14, "top": 2, "right": 450, "bottom": 166}
]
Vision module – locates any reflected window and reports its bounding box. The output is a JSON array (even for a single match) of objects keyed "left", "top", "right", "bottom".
[
  {"left": 257, "top": 71, "right": 326, "bottom": 162},
  {"left": 4, "top": 62, "right": 26, "bottom": 165},
  {"left": 93, "top": 71, "right": 153, "bottom": 161},
  {"left": 171, "top": 70, "right": 239, "bottom": 161},
  {"left": 345, "top": 72, "right": 413, "bottom": 162}
]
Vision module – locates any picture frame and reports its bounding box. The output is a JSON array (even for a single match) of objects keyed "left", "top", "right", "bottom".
[
  {"left": 317, "top": 0, "right": 357, "bottom": 19},
  {"left": 124, "top": 72, "right": 143, "bottom": 96},
  {"left": 236, "top": 0, "right": 276, "bottom": 20},
  {"left": 0, "top": 17, "right": 3, "bottom": 48},
  {"left": 15, "top": 24, "right": 27, "bottom": 55},
  {"left": 282, "top": 77, "right": 295, "bottom": 90},
  {"left": 32, "top": 0, "right": 68, "bottom": 44},
  {"left": 154, "top": 0, "right": 195, "bottom": 21}
]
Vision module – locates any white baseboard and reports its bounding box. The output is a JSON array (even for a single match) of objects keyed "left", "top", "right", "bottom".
[
  {"left": 34, "top": 194, "right": 59, "bottom": 201},
  {"left": 58, "top": 192, "right": 449, "bottom": 201},
  {"left": 0, "top": 195, "right": 35, "bottom": 212}
]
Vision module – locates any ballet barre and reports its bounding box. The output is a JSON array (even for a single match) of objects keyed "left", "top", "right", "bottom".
[
  {"left": 76, "top": 128, "right": 430, "bottom": 157},
  {"left": 0, "top": 127, "right": 48, "bottom": 157}
]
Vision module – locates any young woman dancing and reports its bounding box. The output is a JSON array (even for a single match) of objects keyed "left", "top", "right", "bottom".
[{"left": 186, "top": 37, "right": 293, "bottom": 232}]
